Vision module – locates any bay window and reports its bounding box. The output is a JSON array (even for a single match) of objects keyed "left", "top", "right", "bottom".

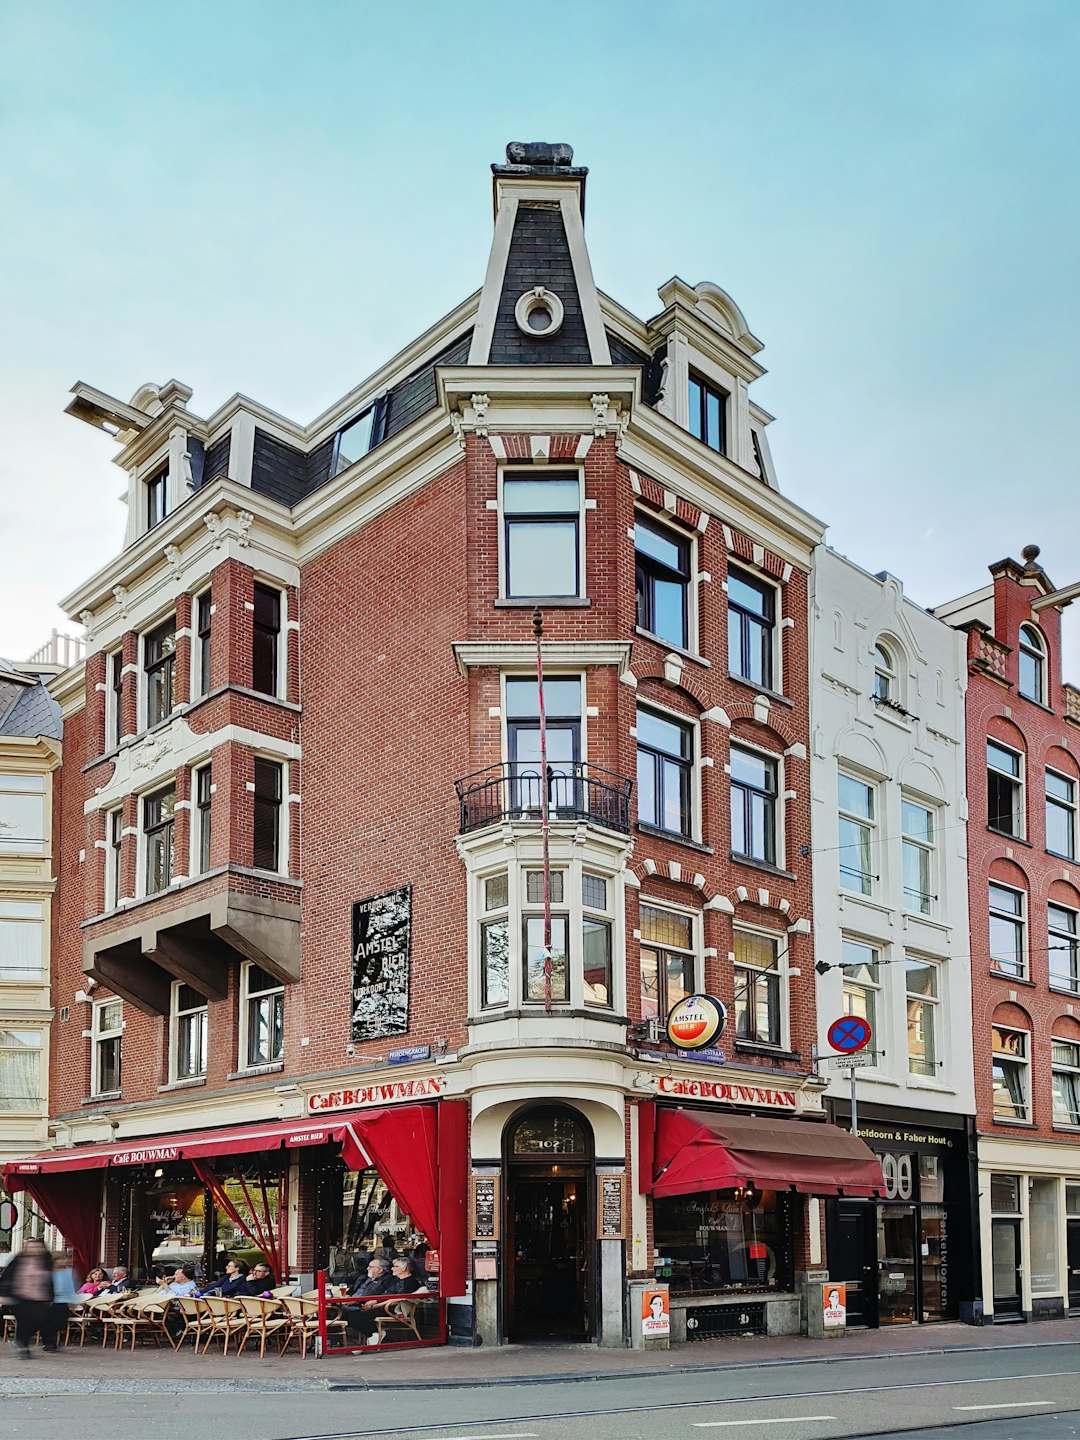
[
  {"left": 0, "top": 774, "right": 45, "bottom": 856},
  {"left": 0, "top": 1029, "right": 41, "bottom": 1111},
  {"left": 0, "top": 902, "right": 44, "bottom": 983}
]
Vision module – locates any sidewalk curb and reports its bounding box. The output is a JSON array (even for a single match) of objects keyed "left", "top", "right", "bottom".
[{"left": 327, "top": 1336, "right": 1080, "bottom": 1390}]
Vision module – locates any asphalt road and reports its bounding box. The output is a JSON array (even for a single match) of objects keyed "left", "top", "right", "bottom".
[{"left": 2, "top": 1343, "right": 1079, "bottom": 1439}]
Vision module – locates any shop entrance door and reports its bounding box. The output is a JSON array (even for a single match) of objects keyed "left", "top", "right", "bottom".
[
  {"left": 992, "top": 1218, "right": 1023, "bottom": 1317},
  {"left": 1066, "top": 1217, "right": 1080, "bottom": 1311},
  {"left": 832, "top": 1203, "right": 877, "bottom": 1327},
  {"left": 877, "top": 1205, "right": 917, "bottom": 1324},
  {"left": 503, "top": 1106, "right": 594, "bottom": 1342}
]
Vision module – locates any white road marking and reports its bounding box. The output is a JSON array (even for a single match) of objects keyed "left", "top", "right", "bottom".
[
  {"left": 953, "top": 1402, "right": 1053, "bottom": 1411},
  {"left": 694, "top": 1420, "right": 838, "bottom": 1429}
]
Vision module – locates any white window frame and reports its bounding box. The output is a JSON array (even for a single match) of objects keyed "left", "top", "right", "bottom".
[
  {"left": 0, "top": 1027, "right": 43, "bottom": 1113},
  {"left": 989, "top": 881, "right": 1027, "bottom": 979},
  {"left": 840, "top": 936, "right": 881, "bottom": 1061},
  {"left": 726, "top": 564, "right": 780, "bottom": 693},
  {"left": 639, "top": 898, "right": 701, "bottom": 1025},
  {"left": 905, "top": 954, "right": 940, "bottom": 1079},
  {"left": 1046, "top": 768, "right": 1077, "bottom": 860},
  {"left": 1048, "top": 902, "right": 1079, "bottom": 994},
  {"left": 90, "top": 998, "right": 123, "bottom": 1097},
  {"left": 733, "top": 924, "right": 789, "bottom": 1051},
  {"left": 0, "top": 901, "right": 45, "bottom": 984},
  {"left": 634, "top": 508, "right": 697, "bottom": 654},
  {"left": 497, "top": 465, "right": 586, "bottom": 602},
  {"left": 238, "top": 961, "right": 284, "bottom": 1070},
  {"left": 1051, "top": 1038, "right": 1080, "bottom": 1128},
  {"left": 729, "top": 739, "right": 782, "bottom": 869},
  {"left": 837, "top": 770, "right": 877, "bottom": 898},
  {"left": 140, "top": 614, "right": 177, "bottom": 734},
  {"left": 0, "top": 773, "right": 46, "bottom": 858},
  {"left": 991, "top": 1023, "right": 1030, "bottom": 1123},
  {"left": 1018, "top": 623, "right": 1046, "bottom": 705},
  {"left": 987, "top": 739, "right": 1025, "bottom": 839},
  {"left": 479, "top": 868, "right": 512, "bottom": 1011},
  {"left": 873, "top": 641, "right": 897, "bottom": 703},
  {"left": 900, "top": 796, "right": 937, "bottom": 917},
  {"left": 169, "top": 981, "right": 208, "bottom": 1083},
  {"left": 636, "top": 699, "right": 701, "bottom": 843}
]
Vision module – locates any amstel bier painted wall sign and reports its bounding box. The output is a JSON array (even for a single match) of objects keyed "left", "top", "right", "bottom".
[{"left": 665, "top": 993, "right": 727, "bottom": 1050}]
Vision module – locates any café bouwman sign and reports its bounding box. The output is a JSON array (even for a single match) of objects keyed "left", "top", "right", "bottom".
[{"left": 351, "top": 885, "right": 412, "bottom": 1041}]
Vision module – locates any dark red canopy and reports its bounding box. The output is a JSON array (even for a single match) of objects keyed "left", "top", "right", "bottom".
[{"left": 642, "top": 1104, "right": 883, "bottom": 1199}]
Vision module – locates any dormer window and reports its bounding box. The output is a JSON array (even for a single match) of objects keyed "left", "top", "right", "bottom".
[
  {"left": 146, "top": 465, "right": 168, "bottom": 530},
  {"left": 333, "top": 407, "right": 375, "bottom": 476},
  {"left": 1018, "top": 624, "right": 1046, "bottom": 704},
  {"left": 688, "top": 372, "right": 727, "bottom": 455}
]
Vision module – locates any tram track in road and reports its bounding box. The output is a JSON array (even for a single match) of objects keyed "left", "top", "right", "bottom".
[{"left": 276, "top": 1368, "right": 1080, "bottom": 1440}]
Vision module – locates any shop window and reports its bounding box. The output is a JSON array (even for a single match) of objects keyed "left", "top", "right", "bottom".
[
  {"left": 1018, "top": 623, "right": 1046, "bottom": 704},
  {"left": 91, "top": 999, "right": 122, "bottom": 1096},
  {"left": 635, "top": 513, "right": 691, "bottom": 649},
  {"left": 194, "top": 591, "right": 212, "bottom": 698},
  {"left": 143, "top": 618, "right": 176, "bottom": 730},
  {"left": 727, "top": 567, "right": 775, "bottom": 689},
  {"left": 1049, "top": 904, "right": 1079, "bottom": 993},
  {"left": 640, "top": 904, "right": 696, "bottom": 1022},
  {"left": 653, "top": 1188, "right": 793, "bottom": 1295},
  {"left": 637, "top": 706, "right": 694, "bottom": 838},
  {"left": 989, "top": 883, "right": 1026, "bottom": 978},
  {"left": 901, "top": 799, "right": 935, "bottom": 915},
  {"left": 1029, "top": 1177, "right": 1060, "bottom": 1295},
  {"left": 107, "top": 649, "right": 123, "bottom": 749},
  {"left": 837, "top": 773, "right": 875, "bottom": 895},
  {"left": 730, "top": 745, "right": 777, "bottom": 866},
  {"left": 841, "top": 938, "right": 879, "bottom": 1039},
  {"left": 194, "top": 764, "right": 213, "bottom": 875},
  {"left": 1052, "top": 1039, "right": 1080, "bottom": 1127},
  {"left": 240, "top": 962, "right": 284, "bottom": 1068},
  {"left": 502, "top": 470, "right": 582, "bottom": 599},
  {"left": 170, "top": 982, "right": 208, "bottom": 1082},
  {"left": 734, "top": 930, "right": 783, "bottom": 1047},
  {"left": 687, "top": 372, "right": 727, "bottom": 455},
  {"left": 146, "top": 464, "right": 168, "bottom": 530},
  {"left": 252, "top": 584, "right": 282, "bottom": 697},
  {"left": 0, "top": 901, "right": 44, "bottom": 983},
  {"left": 987, "top": 740, "right": 1024, "bottom": 837},
  {"left": 991, "top": 1025, "right": 1030, "bottom": 1122},
  {"left": 905, "top": 957, "right": 939, "bottom": 1077},
  {"left": 142, "top": 785, "right": 175, "bottom": 896},
  {"left": 253, "top": 759, "right": 284, "bottom": 873},
  {"left": 0, "top": 774, "right": 46, "bottom": 856},
  {"left": 1046, "top": 769, "right": 1077, "bottom": 859},
  {"left": 0, "top": 1029, "right": 41, "bottom": 1111},
  {"left": 105, "top": 807, "right": 123, "bottom": 910}
]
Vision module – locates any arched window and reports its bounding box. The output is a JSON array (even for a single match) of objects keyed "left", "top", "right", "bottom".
[
  {"left": 1018, "top": 624, "right": 1045, "bottom": 703},
  {"left": 873, "top": 644, "right": 896, "bottom": 702}
]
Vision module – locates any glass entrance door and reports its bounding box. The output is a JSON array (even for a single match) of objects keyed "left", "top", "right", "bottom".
[
  {"left": 877, "top": 1205, "right": 917, "bottom": 1324},
  {"left": 992, "top": 1217, "right": 1023, "bottom": 1317}
]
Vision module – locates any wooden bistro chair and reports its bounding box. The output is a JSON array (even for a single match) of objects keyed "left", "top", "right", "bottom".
[
  {"left": 236, "top": 1295, "right": 290, "bottom": 1358},
  {"left": 172, "top": 1295, "right": 212, "bottom": 1352},
  {"left": 201, "top": 1295, "right": 248, "bottom": 1356},
  {"left": 101, "top": 1297, "right": 165, "bottom": 1352},
  {"left": 374, "top": 1298, "right": 425, "bottom": 1347},
  {"left": 279, "top": 1296, "right": 348, "bottom": 1358}
]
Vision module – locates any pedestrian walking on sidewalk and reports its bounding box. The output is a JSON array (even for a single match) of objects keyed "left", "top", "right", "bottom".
[
  {"left": 48, "top": 1251, "right": 80, "bottom": 1350},
  {"left": 0, "top": 1238, "right": 55, "bottom": 1356}
]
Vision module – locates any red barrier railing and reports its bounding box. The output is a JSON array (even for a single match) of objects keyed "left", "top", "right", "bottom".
[{"left": 314, "top": 1268, "right": 446, "bottom": 1356}]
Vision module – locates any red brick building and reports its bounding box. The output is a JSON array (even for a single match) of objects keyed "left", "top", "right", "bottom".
[
  {"left": 5, "top": 143, "right": 880, "bottom": 1346},
  {"left": 937, "top": 547, "right": 1080, "bottom": 1322}
]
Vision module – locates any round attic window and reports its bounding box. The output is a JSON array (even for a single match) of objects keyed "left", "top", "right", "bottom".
[{"left": 514, "top": 286, "right": 564, "bottom": 338}]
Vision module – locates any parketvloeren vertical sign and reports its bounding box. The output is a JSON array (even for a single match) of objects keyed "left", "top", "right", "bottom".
[{"left": 351, "top": 885, "right": 412, "bottom": 1041}]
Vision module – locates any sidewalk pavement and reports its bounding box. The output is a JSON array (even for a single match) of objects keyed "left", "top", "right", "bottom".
[{"left": 1, "top": 1317, "right": 1078, "bottom": 1393}]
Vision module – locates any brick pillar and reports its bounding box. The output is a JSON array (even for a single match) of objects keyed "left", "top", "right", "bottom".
[
  {"left": 120, "top": 630, "right": 139, "bottom": 739},
  {"left": 174, "top": 593, "right": 193, "bottom": 708},
  {"left": 85, "top": 650, "right": 107, "bottom": 758}
]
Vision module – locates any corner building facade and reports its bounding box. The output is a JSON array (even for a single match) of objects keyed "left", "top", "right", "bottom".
[{"left": 12, "top": 145, "right": 881, "bottom": 1346}]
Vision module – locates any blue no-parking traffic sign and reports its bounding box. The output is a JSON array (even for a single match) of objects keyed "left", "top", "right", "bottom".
[{"left": 827, "top": 1014, "right": 872, "bottom": 1054}]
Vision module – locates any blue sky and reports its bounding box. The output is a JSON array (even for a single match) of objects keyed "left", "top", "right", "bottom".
[{"left": 1, "top": 0, "right": 1078, "bottom": 665}]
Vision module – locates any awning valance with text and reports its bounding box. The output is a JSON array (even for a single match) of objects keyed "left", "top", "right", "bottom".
[{"left": 639, "top": 1103, "right": 883, "bottom": 1199}]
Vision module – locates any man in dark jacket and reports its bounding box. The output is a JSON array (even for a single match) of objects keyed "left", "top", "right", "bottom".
[
  {"left": 232, "top": 1262, "right": 275, "bottom": 1297},
  {"left": 101, "top": 1266, "right": 133, "bottom": 1295},
  {"left": 344, "top": 1256, "right": 396, "bottom": 1342}
]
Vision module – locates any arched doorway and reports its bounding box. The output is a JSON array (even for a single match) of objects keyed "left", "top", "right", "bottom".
[{"left": 503, "top": 1105, "right": 594, "bottom": 1341}]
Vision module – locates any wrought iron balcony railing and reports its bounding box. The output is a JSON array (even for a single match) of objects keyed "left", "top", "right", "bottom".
[{"left": 454, "top": 761, "right": 633, "bottom": 836}]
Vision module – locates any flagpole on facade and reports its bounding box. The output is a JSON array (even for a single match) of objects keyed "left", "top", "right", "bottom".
[{"left": 532, "top": 607, "right": 553, "bottom": 1012}]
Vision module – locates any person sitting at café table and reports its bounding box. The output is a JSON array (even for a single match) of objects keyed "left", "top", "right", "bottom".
[
  {"left": 100, "top": 1265, "right": 132, "bottom": 1295},
  {"left": 151, "top": 1265, "right": 198, "bottom": 1299},
  {"left": 344, "top": 1256, "right": 423, "bottom": 1346},
  {"left": 232, "top": 1261, "right": 275, "bottom": 1297},
  {"left": 77, "top": 1267, "right": 110, "bottom": 1295},
  {"left": 198, "top": 1258, "right": 249, "bottom": 1297}
]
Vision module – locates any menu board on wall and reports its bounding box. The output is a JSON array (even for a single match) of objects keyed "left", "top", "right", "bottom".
[
  {"left": 599, "top": 1174, "right": 625, "bottom": 1240},
  {"left": 471, "top": 1175, "right": 499, "bottom": 1240},
  {"left": 351, "top": 885, "right": 411, "bottom": 1041}
]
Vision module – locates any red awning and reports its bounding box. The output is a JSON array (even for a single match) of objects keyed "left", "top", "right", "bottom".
[
  {"left": 2, "top": 1116, "right": 353, "bottom": 1180},
  {"left": 645, "top": 1106, "right": 883, "bottom": 1199}
]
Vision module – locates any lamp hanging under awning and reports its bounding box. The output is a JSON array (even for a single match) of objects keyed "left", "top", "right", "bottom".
[{"left": 645, "top": 1106, "right": 883, "bottom": 1199}]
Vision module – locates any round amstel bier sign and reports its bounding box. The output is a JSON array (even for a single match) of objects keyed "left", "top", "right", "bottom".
[{"left": 666, "top": 994, "right": 727, "bottom": 1050}]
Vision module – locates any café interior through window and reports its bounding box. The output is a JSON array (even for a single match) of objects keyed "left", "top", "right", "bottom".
[{"left": 653, "top": 1187, "right": 793, "bottom": 1294}]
